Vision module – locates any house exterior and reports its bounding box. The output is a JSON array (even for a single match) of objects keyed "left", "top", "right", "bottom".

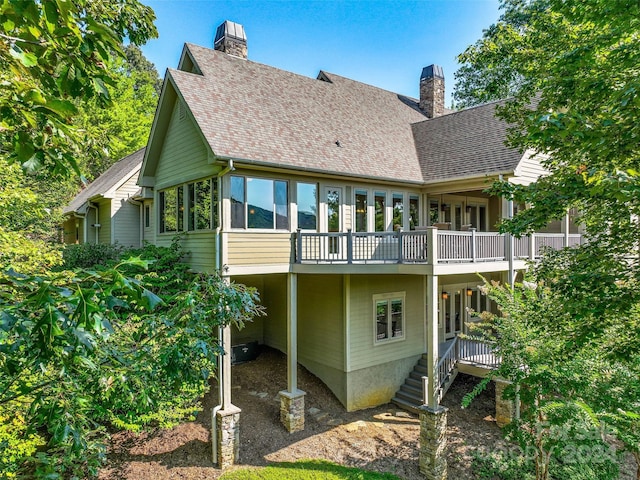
[
  {"left": 62, "top": 148, "right": 145, "bottom": 247},
  {"left": 136, "top": 20, "right": 581, "bottom": 412},
  {"left": 66, "top": 20, "right": 582, "bottom": 471}
]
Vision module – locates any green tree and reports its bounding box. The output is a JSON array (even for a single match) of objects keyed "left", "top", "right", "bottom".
[
  {"left": 455, "top": 1, "right": 640, "bottom": 476},
  {"left": 76, "top": 44, "right": 161, "bottom": 180},
  {"left": 0, "top": 0, "right": 157, "bottom": 176},
  {"left": 0, "top": 243, "right": 263, "bottom": 478}
]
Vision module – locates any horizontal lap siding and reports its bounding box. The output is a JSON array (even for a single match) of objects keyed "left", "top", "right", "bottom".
[
  {"left": 62, "top": 217, "right": 78, "bottom": 244},
  {"left": 226, "top": 233, "right": 292, "bottom": 265},
  {"left": 349, "top": 275, "right": 424, "bottom": 371},
  {"left": 98, "top": 199, "right": 111, "bottom": 244},
  {"left": 298, "top": 275, "right": 344, "bottom": 371},
  {"left": 156, "top": 232, "right": 217, "bottom": 273},
  {"left": 152, "top": 98, "right": 217, "bottom": 269},
  {"left": 155, "top": 99, "right": 212, "bottom": 186},
  {"left": 112, "top": 175, "right": 141, "bottom": 247},
  {"left": 512, "top": 153, "right": 547, "bottom": 186}
]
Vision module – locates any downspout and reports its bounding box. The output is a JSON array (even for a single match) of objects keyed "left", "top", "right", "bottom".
[{"left": 212, "top": 159, "right": 234, "bottom": 465}]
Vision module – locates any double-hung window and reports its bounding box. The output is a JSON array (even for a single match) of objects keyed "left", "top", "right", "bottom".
[
  {"left": 230, "top": 176, "right": 289, "bottom": 230},
  {"left": 373, "top": 292, "right": 405, "bottom": 343}
]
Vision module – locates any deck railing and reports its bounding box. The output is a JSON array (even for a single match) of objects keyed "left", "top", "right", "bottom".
[
  {"left": 295, "top": 228, "right": 583, "bottom": 265},
  {"left": 435, "top": 337, "right": 459, "bottom": 402},
  {"left": 457, "top": 337, "right": 500, "bottom": 368}
]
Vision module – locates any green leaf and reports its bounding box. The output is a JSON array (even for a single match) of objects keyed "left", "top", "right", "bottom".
[{"left": 9, "top": 45, "right": 38, "bottom": 67}]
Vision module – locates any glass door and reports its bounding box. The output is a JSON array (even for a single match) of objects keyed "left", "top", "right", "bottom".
[{"left": 442, "top": 286, "right": 465, "bottom": 339}]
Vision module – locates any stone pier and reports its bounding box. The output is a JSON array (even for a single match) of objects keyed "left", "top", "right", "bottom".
[
  {"left": 495, "top": 378, "right": 515, "bottom": 427},
  {"left": 419, "top": 405, "right": 448, "bottom": 480},
  {"left": 214, "top": 405, "right": 241, "bottom": 468},
  {"left": 279, "top": 390, "right": 306, "bottom": 433}
]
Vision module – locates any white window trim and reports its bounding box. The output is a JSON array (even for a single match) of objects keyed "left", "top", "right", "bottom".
[{"left": 373, "top": 292, "right": 406, "bottom": 345}]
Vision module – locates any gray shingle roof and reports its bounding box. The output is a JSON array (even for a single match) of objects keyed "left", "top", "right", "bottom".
[
  {"left": 63, "top": 148, "right": 145, "bottom": 215},
  {"left": 412, "top": 100, "right": 523, "bottom": 182},
  {"left": 171, "top": 44, "right": 429, "bottom": 183}
]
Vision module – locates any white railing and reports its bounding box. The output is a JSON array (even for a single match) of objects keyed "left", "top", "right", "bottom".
[
  {"left": 458, "top": 337, "right": 500, "bottom": 368},
  {"left": 295, "top": 229, "right": 583, "bottom": 265},
  {"left": 435, "top": 337, "right": 459, "bottom": 402}
]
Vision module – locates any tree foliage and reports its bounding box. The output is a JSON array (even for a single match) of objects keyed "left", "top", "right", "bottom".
[
  {"left": 0, "top": 242, "right": 263, "bottom": 478},
  {"left": 0, "top": 0, "right": 157, "bottom": 176},
  {"left": 455, "top": 1, "right": 640, "bottom": 477},
  {"left": 76, "top": 44, "right": 161, "bottom": 180}
]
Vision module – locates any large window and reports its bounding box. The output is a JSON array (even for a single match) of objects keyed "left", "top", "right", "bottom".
[
  {"left": 355, "top": 190, "right": 368, "bottom": 232},
  {"left": 373, "top": 293, "right": 405, "bottom": 343},
  {"left": 159, "top": 178, "right": 218, "bottom": 234},
  {"left": 231, "top": 176, "right": 289, "bottom": 230},
  {"left": 297, "top": 182, "right": 317, "bottom": 230},
  {"left": 187, "top": 178, "right": 217, "bottom": 231},
  {"left": 159, "top": 187, "right": 180, "bottom": 233}
]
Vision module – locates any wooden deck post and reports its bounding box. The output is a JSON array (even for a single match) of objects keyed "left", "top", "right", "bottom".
[
  {"left": 420, "top": 272, "right": 448, "bottom": 480},
  {"left": 426, "top": 227, "right": 438, "bottom": 265}
]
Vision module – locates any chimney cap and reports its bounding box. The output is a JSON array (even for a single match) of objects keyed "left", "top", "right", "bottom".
[
  {"left": 420, "top": 64, "right": 444, "bottom": 80},
  {"left": 214, "top": 20, "right": 247, "bottom": 45}
]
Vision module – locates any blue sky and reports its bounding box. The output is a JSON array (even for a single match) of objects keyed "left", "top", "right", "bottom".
[{"left": 140, "top": 1, "right": 501, "bottom": 107}]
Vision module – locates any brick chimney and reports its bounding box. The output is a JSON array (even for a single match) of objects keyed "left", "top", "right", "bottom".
[
  {"left": 214, "top": 20, "right": 247, "bottom": 59},
  {"left": 419, "top": 64, "right": 445, "bottom": 118}
]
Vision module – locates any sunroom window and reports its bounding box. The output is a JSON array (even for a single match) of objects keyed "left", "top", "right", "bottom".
[
  {"left": 231, "top": 176, "right": 289, "bottom": 230},
  {"left": 297, "top": 182, "right": 317, "bottom": 230}
]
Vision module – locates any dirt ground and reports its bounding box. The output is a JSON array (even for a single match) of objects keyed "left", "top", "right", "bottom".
[{"left": 99, "top": 347, "right": 636, "bottom": 480}]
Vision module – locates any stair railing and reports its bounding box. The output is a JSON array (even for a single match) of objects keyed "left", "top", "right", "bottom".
[{"left": 435, "top": 336, "right": 459, "bottom": 403}]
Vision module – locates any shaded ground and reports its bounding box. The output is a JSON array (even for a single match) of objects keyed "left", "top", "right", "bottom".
[{"left": 100, "top": 347, "right": 636, "bottom": 479}]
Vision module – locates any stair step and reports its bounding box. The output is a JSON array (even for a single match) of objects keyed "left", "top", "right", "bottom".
[
  {"left": 399, "top": 383, "right": 422, "bottom": 398},
  {"left": 406, "top": 377, "right": 422, "bottom": 389},
  {"left": 417, "top": 358, "right": 427, "bottom": 367},
  {"left": 395, "top": 389, "right": 423, "bottom": 405},
  {"left": 391, "top": 396, "right": 420, "bottom": 415},
  {"left": 413, "top": 364, "right": 427, "bottom": 375},
  {"left": 409, "top": 371, "right": 426, "bottom": 382}
]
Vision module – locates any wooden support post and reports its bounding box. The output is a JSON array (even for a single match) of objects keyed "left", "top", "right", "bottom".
[
  {"left": 426, "top": 227, "right": 438, "bottom": 265},
  {"left": 280, "top": 272, "right": 306, "bottom": 432},
  {"left": 425, "top": 274, "right": 439, "bottom": 408}
]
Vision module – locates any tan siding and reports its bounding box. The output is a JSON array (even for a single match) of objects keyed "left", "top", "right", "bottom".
[
  {"left": 262, "top": 274, "right": 288, "bottom": 352},
  {"left": 298, "top": 274, "right": 344, "bottom": 371},
  {"left": 156, "top": 232, "right": 217, "bottom": 272},
  {"left": 349, "top": 275, "right": 424, "bottom": 371},
  {"left": 112, "top": 200, "right": 140, "bottom": 247},
  {"left": 155, "top": 98, "right": 213, "bottom": 188},
  {"left": 511, "top": 152, "right": 547, "bottom": 186},
  {"left": 142, "top": 200, "right": 155, "bottom": 244},
  {"left": 231, "top": 275, "right": 265, "bottom": 345},
  {"left": 98, "top": 199, "right": 111, "bottom": 244},
  {"left": 62, "top": 218, "right": 80, "bottom": 244},
  {"left": 226, "top": 232, "right": 292, "bottom": 266}
]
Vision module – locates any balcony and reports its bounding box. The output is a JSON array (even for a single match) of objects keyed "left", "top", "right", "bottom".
[{"left": 294, "top": 228, "right": 583, "bottom": 265}]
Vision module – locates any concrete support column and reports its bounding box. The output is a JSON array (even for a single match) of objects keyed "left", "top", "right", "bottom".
[
  {"left": 495, "top": 378, "right": 514, "bottom": 427},
  {"left": 419, "top": 405, "right": 448, "bottom": 480},
  {"left": 214, "top": 405, "right": 241, "bottom": 468},
  {"left": 280, "top": 272, "right": 306, "bottom": 432}
]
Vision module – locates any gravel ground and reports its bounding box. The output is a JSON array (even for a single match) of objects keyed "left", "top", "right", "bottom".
[{"left": 99, "top": 346, "right": 637, "bottom": 480}]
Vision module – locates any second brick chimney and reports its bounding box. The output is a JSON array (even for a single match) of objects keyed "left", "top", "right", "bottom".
[
  {"left": 419, "top": 64, "right": 445, "bottom": 118},
  {"left": 214, "top": 20, "right": 247, "bottom": 59}
]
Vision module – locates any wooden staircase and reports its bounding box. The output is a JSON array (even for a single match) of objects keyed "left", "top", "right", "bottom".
[{"left": 391, "top": 339, "right": 461, "bottom": 413}]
